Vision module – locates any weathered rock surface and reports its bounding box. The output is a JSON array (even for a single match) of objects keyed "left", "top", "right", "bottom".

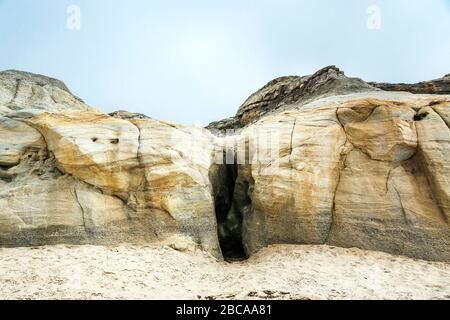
[
  {"left": 0, "top": 68, "right": 449, "bottom": 262},
  {"left": 219, "top": 94, "right": 450, "bottom": 261},
  {"left": 207, "top": 67, "right": 450, "bottom": 133},
  {"left": 0, "top": 70, "right": 92, "bottom": 117},
  {"left": 0, "top": 70, "right": 221, "bottom": 257},
  {"left": 371, "top": 73, "right": 450, "bottom": 95},
  {"left": 207, "top": 66, "right": 378, "bottom": 132},
  {"left": 0, "top": 117, "right": 45, "bottom": 166}
]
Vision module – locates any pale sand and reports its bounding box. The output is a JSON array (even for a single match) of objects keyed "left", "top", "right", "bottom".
[{"left": 0, "top": 244, "right": 449, "bottom": 300}]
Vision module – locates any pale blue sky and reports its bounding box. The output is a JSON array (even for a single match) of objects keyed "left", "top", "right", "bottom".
[{"left": 1, "top": 0, "right": 450, "bottom": 124}]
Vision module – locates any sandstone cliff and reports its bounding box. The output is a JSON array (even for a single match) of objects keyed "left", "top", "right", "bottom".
[
  {"left": 0, "top": 68, "right": 449, "bottom": 262},
  {"left": 0, "top": 70, "right": 221, "bottom": 257}
]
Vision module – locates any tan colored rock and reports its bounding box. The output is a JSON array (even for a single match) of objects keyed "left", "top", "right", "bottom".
[
  {"left": 128, "top": 119, "right": 221, "bottom": 256},
  {"left": 414, "top": 106, "right": 450, "bottom": 222},
  {"left": 0, "top": 70, "right": 93, "bottom": 116},
  {"left": 0, "top": 111, "right": 222, "bottom": 257},
  {"left": 0, "top": 71, "right": 222, "bottom": 257},
  {"left": 225, "top": 95, "right": 450, "bottom": 261},
  {"left": 30, "top": 110, "right": 142, "bottom": 193},
  {"left": 0, "top": 69, "right": 449, "bottom": 262},
  {"left": 338, "top": 100, "right": 417, "bottom": 162},
  {"left": 0, "top": 117, "right": 45, "bottom": 166},
  {"left": 234, "top": 108, "right": 345, "bottom": 255},
  {"left": 433, "top": 102, "right": 450, "bottom": 128},
  {"left": 0, "top": 176, "right": 84, "bottom": 233}
]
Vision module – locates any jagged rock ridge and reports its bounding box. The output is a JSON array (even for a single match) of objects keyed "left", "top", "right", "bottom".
[
  {"left": 207, "top": 66, "right": 450, "bottom": 132},
  {"left": 371, "top": 73, "right": 450, "bottom": 95},
  {"left": 207, "top": 66, "right": 378, "bottom": 132}
]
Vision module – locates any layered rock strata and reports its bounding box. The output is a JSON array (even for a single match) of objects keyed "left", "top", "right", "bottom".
[{"left": 371, "top": 73, "right": 450, "bottom": 95}]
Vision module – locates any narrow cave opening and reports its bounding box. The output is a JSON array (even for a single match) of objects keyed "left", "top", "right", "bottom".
[{"left": 211, "top": 154, "right": 247, "bottom": 262}]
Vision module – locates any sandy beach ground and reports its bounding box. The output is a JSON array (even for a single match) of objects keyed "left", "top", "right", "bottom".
[{"left": 0, "top": 244, "right": 449, "bottom": 300}]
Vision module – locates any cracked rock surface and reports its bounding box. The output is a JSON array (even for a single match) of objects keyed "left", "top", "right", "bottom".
[{"left": 0, "top": 68, "right": 449, "bottom": 262}]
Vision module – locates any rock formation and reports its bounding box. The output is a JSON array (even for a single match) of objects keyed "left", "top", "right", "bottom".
[
  {"left": 0, "top": 70, "right": 221, "bottom": 257},
  {"left": 0, "top": 68, "right": 449, "bottom": 262},
  {"left": 371, "top": 73, "right": 450, "bottom": 95},
  {"left": 207, "top": 66, "right": 378, "bottom": 132}
]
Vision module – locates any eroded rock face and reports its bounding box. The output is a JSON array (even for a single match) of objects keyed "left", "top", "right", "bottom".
[
  {"left": 219, "top": 94, "right": 449, "bottom": 261},
  {"left": 207, "top": 66, "right": 377, "bottom": 132},
  {"left": 0, "top": 68, "right": 449, "bottom": 262},
  {"left": 0, "top": 70, "right": 92, "bottom": 117},
  {"left": 30, "top": 111, "right": 143, "bottom": 193},
  {"left": 0, "top": 117, "right": 45, "bottom": 166},
  {"left": 0, "top": 71, "right": 221, "bottom": 257}
]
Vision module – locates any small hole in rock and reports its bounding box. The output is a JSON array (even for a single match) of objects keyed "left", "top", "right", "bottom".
[
  {"left": 414, "top": 112, "right": 429, "bottom": 121},
  {"left": 91, "top": 138, "right": 98, "bottom": 142},
  {"left": 110, "top": 138, "right": 119, "bottom": 144}
]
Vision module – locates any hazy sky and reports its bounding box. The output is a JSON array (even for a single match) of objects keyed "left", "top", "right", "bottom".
[{"left": 1, "top": 0, "right": 450, "bottom": 124}]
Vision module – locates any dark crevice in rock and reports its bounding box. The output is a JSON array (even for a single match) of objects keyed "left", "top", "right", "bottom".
[
  {"left": 0, "top": 166, "right": 15, "bottom": 182},
  {"left": 392, "top": 183, "right": 410, "bottom": 225},
  {"left": 210, "top": 151, "right": 247, "bottom": 262},
  {"left": 12, "top": 79, "right": 21, "bottom": 103},
  {"left": 414, "top": 111, "right": 429, "bottom": 121},
  {"left": 73, "top": 186, "right": 88, "bottom": 233},
  {"left": 129, "top": 120, "right": 149, "bottom": 191},
  {"left": 72, "top": 184, "right": 99, "bottom": 237},
  {"left": 49, "top": 92, "right": 58, "bottom": 104},
  {"left": 288, "top": 118, "right": 297, "bottom": 165},
  {"left": 325, "top": 109, "right": 349, "bottom": 242},
  {"left": 0, "top": 164, "right": 15, "bottom": 170}
]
